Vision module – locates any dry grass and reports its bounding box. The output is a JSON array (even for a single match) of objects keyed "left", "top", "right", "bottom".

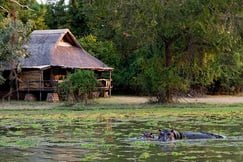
[
  {"left": 93, "top": 96, "right": 150, "bottom": 104},
  {"left": 1, "top": 95, "right": 243, "bottom": 110},
  {"left": 0, "top": 101, "right": 61, "bottom": 110}
]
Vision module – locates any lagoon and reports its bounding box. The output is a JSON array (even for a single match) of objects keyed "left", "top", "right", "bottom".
[{"left": 0, "top": 103, "right": 242, "bottom": 161}]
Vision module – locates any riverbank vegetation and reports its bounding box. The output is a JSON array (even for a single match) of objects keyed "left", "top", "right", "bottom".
[{"left": 1, "top": 100, "right": 242, "bottom": 117}]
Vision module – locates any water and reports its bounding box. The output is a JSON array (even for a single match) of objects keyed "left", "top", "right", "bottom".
[{"left": 0, "top": 112, "right": 242, "bottom": 161}]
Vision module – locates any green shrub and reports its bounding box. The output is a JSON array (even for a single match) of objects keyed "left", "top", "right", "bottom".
[{"left": 59, "top": 70, "right": 97, "bottom": 103}]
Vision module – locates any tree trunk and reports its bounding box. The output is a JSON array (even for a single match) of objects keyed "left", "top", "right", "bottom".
[
  {"left": 8, "top": 63, "right": 17, "bottom": 102},
  {"left": 165, "top": 42, "right": 173, "bottom": 67},
  {"left": 165, "top": 42, "right": 173, "bottom": 102}
]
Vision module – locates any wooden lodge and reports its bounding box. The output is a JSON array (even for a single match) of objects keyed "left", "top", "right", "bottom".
[{"left": 0, "top": 29, "right": 113, "bottom": 101}]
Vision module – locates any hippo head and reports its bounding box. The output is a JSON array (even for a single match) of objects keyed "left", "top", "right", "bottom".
[
  {"left": 143, "top": 132, "right": 154, "bottom": 139},
  {"left": 158, "top": 129, "right": 175, "bottom": 141}
]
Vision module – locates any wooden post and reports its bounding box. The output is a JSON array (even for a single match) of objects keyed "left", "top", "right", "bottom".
[
  {"left": 16, "top": 76, "right": 19, "bottom": 101},
  {"left": 27, "top": 80, "right": 29, "bottom": 94},
  {"left": 39, "top": 70, "right": 42, "bottom": 101},
  {"left": 109, "top": 70, "right": 112, "bottom": 97}
]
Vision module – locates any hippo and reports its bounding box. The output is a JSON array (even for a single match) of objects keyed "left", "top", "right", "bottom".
[
  {"left": 158, "top": 129, "right": 224, "bottom": 141},
  {"left": 142, "top": 132, "right": 155, "bottom": 139}
]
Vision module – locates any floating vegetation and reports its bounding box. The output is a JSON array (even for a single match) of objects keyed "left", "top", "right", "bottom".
[{"left": 0, "top": 103, "right": 242, "bottom": 161}]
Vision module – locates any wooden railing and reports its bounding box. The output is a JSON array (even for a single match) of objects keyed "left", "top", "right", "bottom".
[
  {"left": 18, "top": 79, "right": 112, "bottom": 92},
  {"left": 18, "top": 80, "right": 59, "bottom": 92},
  {"left": 97, "top": 79, "right": 112, "bottom": 97},
  {"left": 97, "top": 79, "right": 112, "bottom": 90}
]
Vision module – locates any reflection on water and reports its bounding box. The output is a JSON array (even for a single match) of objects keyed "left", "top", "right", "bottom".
[{"left": 0, "top": 115, "right": 242, "bottom": 161}]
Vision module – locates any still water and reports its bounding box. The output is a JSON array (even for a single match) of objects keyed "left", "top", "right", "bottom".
[{"left": 0, "top": 111, "right": 242, "bottom": 161}]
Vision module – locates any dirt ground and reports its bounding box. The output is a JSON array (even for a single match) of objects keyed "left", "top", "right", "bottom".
[
  {"left": 177, "top": 95, "right": 243, "bottom": 104},
  {"left": 95, "top": 95, "right": 243, "bottom": 105},
  {"left": 1, "top": 95, "right": 243, "bottom": 109}
]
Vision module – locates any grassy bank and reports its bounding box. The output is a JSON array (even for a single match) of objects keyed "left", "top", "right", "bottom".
[{"left": 0, "top": 101, "right": 242, "bottom": 121}]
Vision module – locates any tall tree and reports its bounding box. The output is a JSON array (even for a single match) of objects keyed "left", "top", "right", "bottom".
[
  {"left": 84, "top": 0, "right": 243, "bottom": 102},
  {"left": 0, "top": 1, "right": 32, "bottom": 100},
  {"left": 0, "top": 0, "right": 47, "bottom": 30},
  {"left": 45, "top": 0, "right": 88, "bottom": 37},
  {"left": 78, "top": 34, "right": 120, "bottom": 68}
]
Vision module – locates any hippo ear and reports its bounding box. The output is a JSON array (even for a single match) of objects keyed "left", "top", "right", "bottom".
[
  {"left": 170, "top": 129, "right": 174, "bottom": 132},
  {"left": 159, "top": 129, "right": 161, "bottom": 132}
]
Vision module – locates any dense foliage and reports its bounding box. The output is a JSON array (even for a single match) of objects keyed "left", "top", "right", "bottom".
[
  {"left": 82, "top": 0, "right": 243, "bottom": 102},
  {"left": 0, "top": 0, "right": 34, "bottom": 99},
  {"left": 45, "top": 0, "right": 88, "bottom": 37},
  {"left": 0, "top": 18, "right": 31, "bottom": 62},
  {"left": 0, "top": 0, "right": 47, "bottom": 30},
  {"left": 0, "top": 0, "right": 243, "bottom": 103},
  {"left": 59, "top": 70, "right": 97, "bottom": 103}
]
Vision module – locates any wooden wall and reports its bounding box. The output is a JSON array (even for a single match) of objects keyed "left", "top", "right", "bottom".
[{"left": 18, "top": 70, "right": 43, "bottom": 90}]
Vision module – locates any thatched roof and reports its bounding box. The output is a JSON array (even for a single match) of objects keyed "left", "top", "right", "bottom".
[{"left": 20, "top": 29, "right": 113, "bottom": 71}]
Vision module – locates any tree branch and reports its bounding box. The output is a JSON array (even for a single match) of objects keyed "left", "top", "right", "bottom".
[
  {"left": 0, "top": 5, "right": 9, "bottom": 13},
  {"left": 10, "top": 0, "right": 34, "bottom": 11},
  {"left": 159, "top": 32, "right": 182, "bottom": 43}
]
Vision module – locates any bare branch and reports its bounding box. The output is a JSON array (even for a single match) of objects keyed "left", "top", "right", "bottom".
[
  {"left": 0, "top": 5, "right": 9, "bottom": 13},
  {"left": 10, "top": 0, "right": 34, "bottom": 11}
]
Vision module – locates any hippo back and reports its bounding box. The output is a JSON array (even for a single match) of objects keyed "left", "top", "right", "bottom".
[{"left": 182, "top": 132, "right": 224, "bottom": 139}]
